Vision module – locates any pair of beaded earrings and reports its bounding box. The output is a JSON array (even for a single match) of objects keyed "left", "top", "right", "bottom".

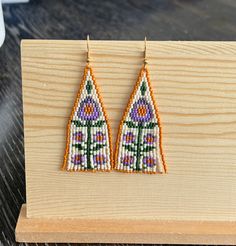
[{"left": 61, "top": 36, "right": 167, "bottom": 174}]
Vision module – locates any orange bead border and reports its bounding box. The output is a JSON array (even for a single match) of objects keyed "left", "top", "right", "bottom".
[
  {"left": 61, "top": 64, "right": 113, "bottom": 172},
  {"left": 114, "top": 66, "right": 167, "bottom": 174}
]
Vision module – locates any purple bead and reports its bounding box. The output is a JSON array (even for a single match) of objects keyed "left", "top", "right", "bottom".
[
  {"left": 78, "top": 96, "right": 100, "bottom": 121},
  {"left": 129, "top": 98, "right": 153, "bottom": 123}
]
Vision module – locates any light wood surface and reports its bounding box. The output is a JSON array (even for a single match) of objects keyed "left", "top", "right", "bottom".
[
  {"left": 16, "top": 204, "right": 236, "bottom": 244},
  {"left": 22, "top": 40, "right": 236, "bottom": 221}
]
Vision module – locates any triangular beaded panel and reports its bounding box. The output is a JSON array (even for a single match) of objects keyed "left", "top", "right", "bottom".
[
  {"left": 115, "top": 67, "right": 166, "bottom": 174},
  {"left": 62, "top": 65, "right": 112, "bottom": 172}
]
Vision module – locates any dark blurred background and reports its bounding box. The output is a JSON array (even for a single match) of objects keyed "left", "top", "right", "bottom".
[{"left": 0, "top": 0, "right": 236, "bottom": 245}]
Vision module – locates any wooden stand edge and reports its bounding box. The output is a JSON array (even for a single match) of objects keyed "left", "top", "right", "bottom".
[{"left": 15, "top": 204, "right": 236, "bottom": 244}]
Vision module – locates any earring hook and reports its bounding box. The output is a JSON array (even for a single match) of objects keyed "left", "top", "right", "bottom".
[
  {"left": 87, "top": 34, "right": 90, "bottom": 65},
  {"left": 144, "top": 36, "right": 148, "bottom": 68}
]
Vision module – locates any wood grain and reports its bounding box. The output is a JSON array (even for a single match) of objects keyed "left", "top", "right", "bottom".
[
  {"left": 22, "top": 40, "right": 236, "bottom": 220},
  {"left": 2, "top": 0, "right": 236, "bottom": 245},
  {"left": 15, "top": 204, "right": 236, "bottom": 244}
]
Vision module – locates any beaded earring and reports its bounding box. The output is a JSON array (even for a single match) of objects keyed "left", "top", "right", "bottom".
[
  {"left": 114, "top": 38, "right": 167, "bottom": 174},
  {"left": 62, "top": 36, "right": 113, "bottom": 172}
]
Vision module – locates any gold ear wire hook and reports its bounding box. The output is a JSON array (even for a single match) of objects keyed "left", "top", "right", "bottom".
[
  {"left": 144, "top": 36, "right": 148, "bottom": 68},
  {"left": 87, "top": 34, "right": 90, "bottom": 65}
]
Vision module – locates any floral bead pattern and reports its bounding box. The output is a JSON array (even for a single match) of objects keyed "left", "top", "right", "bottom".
[
  {"left": 73, "top": 132, "right": 84, "bottom": 143},
  {"left": 122, "top": 155, "right": 134, "bottom": 166},
  {"left": 78, "top": 96, "right": 100, "bottom": 121},
  {"left": 115, "top": 67, "right": 167, "bottom": 174},
  {"left": 144, "top": 133, "right": 156, "bottom": 145},
  {"left": 62, "top": 65, "right": 112, "bottom": 171},
  {"left": 123, "top": 132, "right": 135, "bottom": 144},
  {"left": 130, "top": 98, "right": 153, "bottom": 123},
  {"left": 93, "top": 131, "right": 106, "bottom": 143}
]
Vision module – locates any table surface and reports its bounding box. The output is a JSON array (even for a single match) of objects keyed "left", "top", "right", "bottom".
[{"left": 0, "top": 0, "right": 236, "bottom": 245}]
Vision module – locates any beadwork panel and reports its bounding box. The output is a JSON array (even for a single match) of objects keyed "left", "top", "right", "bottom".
[
  {"left": 115, "top": 67, "right": 166, "bottom": 173},
  {"left": 62, "top": 66, "right": 112, "bottom": 171},
  {"left": 22, "top": 40, "right": 236, "bottom": 220}
]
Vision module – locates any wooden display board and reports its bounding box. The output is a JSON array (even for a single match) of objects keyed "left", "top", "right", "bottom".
[{"left": 16, "top": 40, "right": 236, "bottom": 244}]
